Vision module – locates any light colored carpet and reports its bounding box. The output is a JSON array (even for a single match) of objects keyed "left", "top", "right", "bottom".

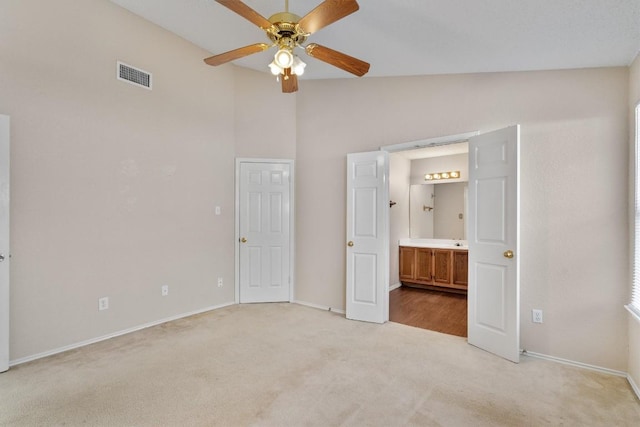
[{"left": 0, "top": 303, "right": 638, "bottom": 426}]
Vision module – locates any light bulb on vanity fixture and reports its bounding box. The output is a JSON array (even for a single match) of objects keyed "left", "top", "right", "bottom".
[{"left": 425, "top": 170, "right": 461, "bottom": 181}]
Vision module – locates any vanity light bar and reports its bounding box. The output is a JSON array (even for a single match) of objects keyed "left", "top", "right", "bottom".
[{"left": 425, "top": 171, "right": 460, "bottom": 181}]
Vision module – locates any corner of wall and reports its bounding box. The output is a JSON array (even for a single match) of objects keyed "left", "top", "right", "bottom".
[{"left": 627, "top": 51, "right": 640, "bottom": 396}]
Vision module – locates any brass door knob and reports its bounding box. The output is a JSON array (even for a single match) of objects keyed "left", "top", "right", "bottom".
[
  {"left": 503, "top": 250, "right": 514, "bottom": 259},
  {"left": 347, "top": 241, "right": 354, "bottom": 247},
  {"left": 240, "top": 237, "right": 247, "bottom": 243}
]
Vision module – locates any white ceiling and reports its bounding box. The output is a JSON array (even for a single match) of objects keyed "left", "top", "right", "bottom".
[{"left": 110, "top": 0, "right": 640, "bottom": 80}]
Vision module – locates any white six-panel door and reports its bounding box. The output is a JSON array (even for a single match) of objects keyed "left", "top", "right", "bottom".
[
  {"left": 468, "top": 125, "right": 520, "bottom": 363},
  {"left": 0, "top": 115, "right": 9, "bottom": 373},
  {"left": 346, "top": 151, "right": 389, "bottom": 324},
  {"left": 238, "top": 161, "right": 292, "bottom": 303}
]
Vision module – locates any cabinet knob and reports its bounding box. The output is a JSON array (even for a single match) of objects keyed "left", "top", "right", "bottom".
[
  {"left": 503, "top": 250, "right": 514, "bottom": 259},
  {"left": 347, "top": 241, "right": 354, "bottom": 247}
]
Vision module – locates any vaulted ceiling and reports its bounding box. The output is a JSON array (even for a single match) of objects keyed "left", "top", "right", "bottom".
[{"left": 110, "top": 0, "right": 640, "bottom": 80}]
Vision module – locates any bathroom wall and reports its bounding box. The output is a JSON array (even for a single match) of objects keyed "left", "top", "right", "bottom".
[
  {"left": 295, "top": 67, "right": 630, "bottom": 371},
  {"left": 388, "top": 154, "right": 411, "bottom": 288},
  {"left": 409, "top": 184, "right": 434, "bottom": 238},
  {"left": 407, "top": 153, "right": 468, "bottom": 239},
  {"left": 410, "top": 153, "right": 468, "bottom": 185},
  {"left": 433, "top": 182, "right": 466, "bottom": 240}
]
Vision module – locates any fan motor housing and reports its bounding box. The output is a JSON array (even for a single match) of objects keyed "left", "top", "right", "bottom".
[{"left": 267, "top": 12, "right": 307, "bottom": 46}]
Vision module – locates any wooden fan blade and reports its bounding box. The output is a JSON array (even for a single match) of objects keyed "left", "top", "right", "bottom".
[
  {"left": 281, "top": 68, "right": 298, "bottom": 93},
  {"left": 297, "top": 0, "right": 359, "bottom": 35},
  {"left": 215, "top": 0, "right": 273, "bottom": 30},
  {"left": 305, "top": 43, "right": 369, "bottom": 76},
  {"left": 204, "top": 43, "right": 270, "bottom": 66}
]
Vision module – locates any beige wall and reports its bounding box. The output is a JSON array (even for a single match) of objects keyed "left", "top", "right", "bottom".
[
  {"left": 234, "top": 67, "right": 297, "bottom": 159},
  {"left": 628, "top": 52, "right": 640, "bottom": 390},
  {"left": 0, "top": 0, "right": 237, "bottom": 360},
  {"left": 1, "top": 0, "right": 635, "bottom": 375},
  {"left": 295, "top": 68, "right": 630, "bottom": 371}
]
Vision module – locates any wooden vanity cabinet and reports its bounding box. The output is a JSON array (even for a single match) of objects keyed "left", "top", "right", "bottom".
[
  {"left": 433, "top": 249, "right": 452, "bottom": 285},
  {"left": 452, "top": 250, "right": 468, "bottom": 287},
  {"left": 415, "top": 248, "right": 433, "bottom": 282},
  {"left": 399, "top": 246, "right": 468, "bottom": 292},
  {"left": 399, "top": 246, "right": 417, "bottom": 281}
]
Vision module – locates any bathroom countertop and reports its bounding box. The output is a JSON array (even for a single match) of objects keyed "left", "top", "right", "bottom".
[{"left": 398, "top": 238, "right": 468, "bottom": 250}]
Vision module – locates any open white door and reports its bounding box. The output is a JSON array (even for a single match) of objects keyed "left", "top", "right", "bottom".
[
  {"left": 468, "top": 125, "right": 520, "bottom": 363},
  {"left": 237, "top": 160, "right": 293, "bottom": 303},
  {"left": 0, "top": 115, "right": 9, "bottom": 373},
  {"left": 346, "top": 151, "right": 389, "bottom": 323}
]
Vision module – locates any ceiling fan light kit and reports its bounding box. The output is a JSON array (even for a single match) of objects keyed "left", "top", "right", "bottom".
[
  {"left": 291, "top": 56, "right": 306, "bottom": 75},
  {"left": 204, "top": 0, "right": 370, "bottom": 93},
  {"left": 274, "top": 49, "right": 294, "bottom": 69}
]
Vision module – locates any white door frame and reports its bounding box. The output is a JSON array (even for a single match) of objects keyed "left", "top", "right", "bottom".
[
  {"left": 381, "top": 131, "right": 477, "bottom": 316},
  {"left": 234, "top": 158, "right": 295, "bottom": 304},
  {"left": 380, "top": 131, "right": 480, "bottom": 154},
  {"left": 0, "top": 115, "right": 9, "bottom": 373}
]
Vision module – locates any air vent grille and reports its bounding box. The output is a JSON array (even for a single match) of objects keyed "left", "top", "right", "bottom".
[{"left": 117, "top": 61, "right": 152, "bottom": 90}]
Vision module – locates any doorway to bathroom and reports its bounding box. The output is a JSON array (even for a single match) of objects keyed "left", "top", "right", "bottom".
[
  {"left": 387, "top": 140, "right": 469, "bottom": 337},
  {"left": 347, "top": 126, "right": 520, "bottom": 362}
]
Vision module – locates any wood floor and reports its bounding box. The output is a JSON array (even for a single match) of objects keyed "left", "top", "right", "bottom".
[{"left": 389, "top": 286, "right": 468, "bottom": 337}]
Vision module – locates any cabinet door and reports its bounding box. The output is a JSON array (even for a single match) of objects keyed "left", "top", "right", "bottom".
[
  {"left": 452, "top": 250, "right": 468, "bottom": 286},
  {"left": 399, "top": 247, "right": 416, "bottom": 280},
  {"left": 415, "top": 248, "right": 433, "bottom": 282},
  {"left": 433, "top": 249, "right": 452, "bottom": 285}
]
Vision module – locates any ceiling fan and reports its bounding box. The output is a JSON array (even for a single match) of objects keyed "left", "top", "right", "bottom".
[{"left": 203, "top": 0, "right": 370, "bottom": 93}]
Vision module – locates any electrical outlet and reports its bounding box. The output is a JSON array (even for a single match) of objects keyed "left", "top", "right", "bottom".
[
  {"left": 532, "top": 309, "right": 543, "bottom": 323},
  {"left": 217, "top": 277, "right": 223, "bottom": 288},
  {"left": 161, "top": 285, "right": 169, "bottom": 296},
  {"left": 215, "top": 206, "right": 221, "bottom": 215},
  {"left": 98, "top": 297, "right": 109, "bottom": 311}
]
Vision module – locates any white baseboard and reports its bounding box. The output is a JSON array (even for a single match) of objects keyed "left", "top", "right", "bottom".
[
  {"left": 10, "top": 301, "right": 236, "bottom": 367},
  {"left": 522, "top": 350, "right": 627, "bottom": 378},
  {"left": 293, "top": 300, "right": 345, "bottom": 315},
  {"left": 389, "top": 282, "right": 401, "bottom": 291},
  {"left": 628, "top": 373, "right": 640, "bottom": 400}
]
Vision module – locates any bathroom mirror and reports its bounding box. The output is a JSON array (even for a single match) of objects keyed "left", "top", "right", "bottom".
[{"left": 409, "top": 182, "right": 468, "bottom": 239}]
